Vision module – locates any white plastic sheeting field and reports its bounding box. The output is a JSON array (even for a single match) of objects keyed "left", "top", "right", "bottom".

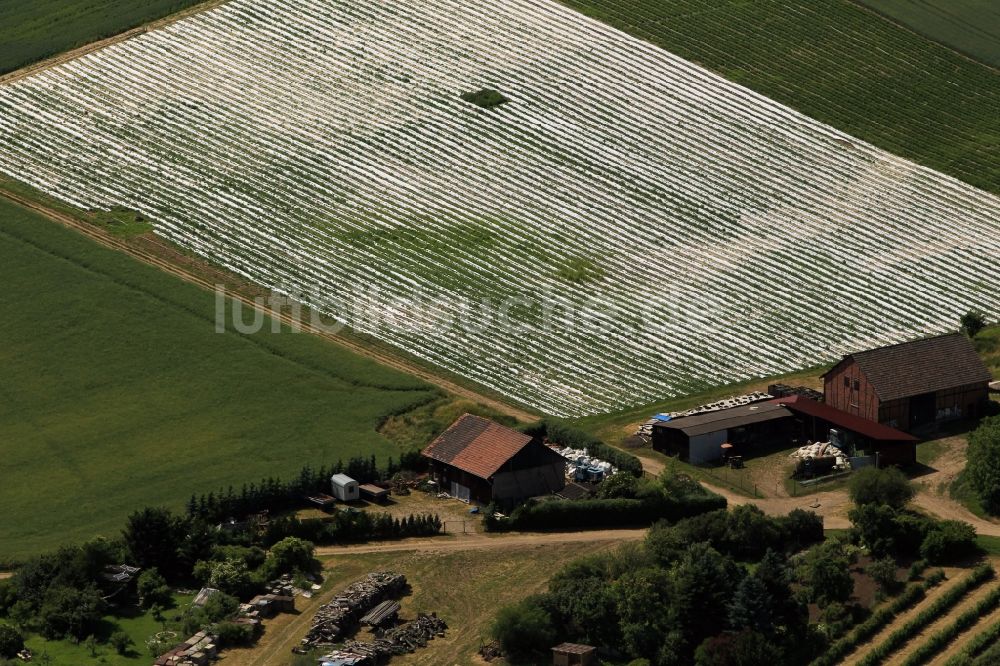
[{"left": 0, "top": 0, "right": 997, "bottom": 417}]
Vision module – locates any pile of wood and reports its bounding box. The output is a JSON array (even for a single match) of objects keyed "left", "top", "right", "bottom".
[
  {"left": 339, "top": 614, "right": 448, "bottom": 660},
  {"left": 302, "top": 572, "right": 407, "bottom": 647},
  {"left": 153, "top": 631, "right": 218, "bottom": 666},
  {"left": 479, "top": 641, "right": 503, "bottom": 662}
]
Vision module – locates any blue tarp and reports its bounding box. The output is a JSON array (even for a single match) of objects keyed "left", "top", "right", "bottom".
[{"left": 653, "top": 413, "right": 671, "bottom": 422}]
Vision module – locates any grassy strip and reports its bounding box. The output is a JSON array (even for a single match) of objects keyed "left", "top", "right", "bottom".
[
  {"left": 903, "top": 586, "right": 1000, "bottom": 666},
  {"left": 811, "top": 570, "right": 946, "bottom": 666},
  {"left": 857, "top": 565, "right": 995, "bottom": 666},
  {"left": 943, "top": 618, "right": 1000, "bottom": 666}
]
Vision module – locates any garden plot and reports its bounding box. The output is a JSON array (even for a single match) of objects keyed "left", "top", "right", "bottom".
[{"left": 0, "top": 0, "right": 998, "bottom": 417}]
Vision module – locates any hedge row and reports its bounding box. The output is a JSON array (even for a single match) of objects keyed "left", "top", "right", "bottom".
[
  {"left": 902, "top": 585, "right": 1000, "bottom": 666},
  {"left": 524, "top": 420, "right": 644, "bottom": 477},
  {"left": 943, "top": 618, "right": 1000, "bottom": 666},
  {"left": 811, "top": 571, "right": 945, "bottom": 666},
  {"left": 857, "top": 565, "right": 995, "bottom": 666},
  {"left": 490, "top": 493, "right": 726, "bottom": 531}
]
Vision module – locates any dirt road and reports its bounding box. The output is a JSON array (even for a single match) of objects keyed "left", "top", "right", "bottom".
[
  {"left": 0, "top": 190, "right": 537, "bottom": 423},
  {"left": 637, "top": 453, "right": 853, "bottom": 528},
  {"left": 315, "top": 529, "right": 646, "bottom": 556},
  {"left": 641, "top": 436, "right": 1000, "bottom": 535}
]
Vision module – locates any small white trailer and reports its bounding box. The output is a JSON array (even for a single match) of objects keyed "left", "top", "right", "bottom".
[{"left": 330, "top": 474, "right": 360, "bottom": 502}]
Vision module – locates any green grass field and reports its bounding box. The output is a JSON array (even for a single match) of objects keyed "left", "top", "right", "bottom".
[
  {"left": 559, "top": 0, "right": 1000, "bottom": 195},
  {"left": 0, "top": 0, "right": 204, "bottom": 75},
  {"left": 0, "top": 198, "right": 437, "bottom": 560},
  {"left": 858, "top": 0, "right": 1000, "bottom": 67}
]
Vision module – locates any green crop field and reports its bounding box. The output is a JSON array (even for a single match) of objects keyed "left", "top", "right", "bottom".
[
  {"left": 559, "top": 0, "right": 1000, "bottom": 196},
  {"left": 858, "top": 0, "right": 1000, "bottom": 67},
  {"left": 0, "top": 198, "right": 436, "bottom": 560},
  {"left": 0, "top": 0, "right": 204, "bottom": 75}
]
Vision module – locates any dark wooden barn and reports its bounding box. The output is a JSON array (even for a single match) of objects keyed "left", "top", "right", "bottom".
[
  {"left": 823, "top": 333, "right": 991, "bottom": 433},
  {"left": 422, "top": 414, "right": 566, "bottom": 504},
  {"left": 651, "top": 401, "right": 797, "bottom": 464},
  {"left": 652, "top": 397, "right": 918, "bottom": 467},
  {"left": 774, "top": 395, "right": 918, "bottom": 466}
]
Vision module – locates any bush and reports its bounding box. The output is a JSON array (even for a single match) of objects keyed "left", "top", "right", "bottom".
[
  {"left": 214, "top": 620, "right": 256, "bottom": 647},
  {"left": 867, "top": 557, "right": 900, "bottom": 596},
  {"left": 262, "top": 537, "right": 315, "bottom": 579},
  {"left": 0, "top": 622, "right": 23, "bottom": 659},
  {"left": 205, "top": 559, "right": 254, "bottom": 598},
  {"left": 920, "top": 521, "right": 977, "bottom": 565},
  {"left": 962, "top": 310, "right": 987, "bottom": 338},
  {"left": 849, "top": 467, "right": 914, "bottom": 509},
  {"left": 907, "top": 560, "right": 928, "bottom": 581},
  {"left": 965, "top": 419, "right": 1000, "bottom": 514},
  {"left": 109, "top": 631, "right": 134, "bottom": 656},
  {"left": 136, "top": 568, "right": 172, "bottom": 609},
  {"left": 460, "top": 89, "right": 509, "bottom": 108},
  {"left": 799, "top": 541, "right": 854, "bottom": 608},
  {"left": 491, "top": 595, "right": 555, "bottom": 662},
  {"left": 37, "top": 585, "right": 105, "bottom": 640},
  {"left": 598, "top": 472, "right": 639, "bottom": 499}
]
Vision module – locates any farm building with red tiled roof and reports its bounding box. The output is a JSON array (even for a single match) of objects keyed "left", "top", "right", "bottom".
[
  {"left": 823, "top": 333, "right": 992, "bottom": 433},
  {"left": 422, "top": 414, "right": 566, "bottom": 504}
]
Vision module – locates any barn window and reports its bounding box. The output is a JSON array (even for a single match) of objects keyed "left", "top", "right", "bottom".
[
  {"left": 853, "top": 379, "right": 860, "bottom": 391},
  {"left": 844, "top": 377, "right": 850, "bottom": 388}
]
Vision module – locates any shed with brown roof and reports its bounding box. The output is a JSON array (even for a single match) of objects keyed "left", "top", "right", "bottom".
[
  {"left": 422, "top": 414, "right": 566, "bottom": 504},
  {"left": 552, "top": 642, "right": 597, "bottom": 666},
  {"left": 823, "top": 333, "right": 992, "bottom": 433}
]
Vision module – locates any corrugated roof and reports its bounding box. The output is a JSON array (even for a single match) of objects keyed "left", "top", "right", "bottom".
[
  {"left": 835, "top": 333, "right": 991, "bottom": 401},
  {"left": 421, "top": 414, "right": 534, "bottom": 480},
  {"left": 653, "top": 401, "right": 791, "bottom": 437},
  {"left": 771, "top": 396, "right": 917, "bottom": 442}
]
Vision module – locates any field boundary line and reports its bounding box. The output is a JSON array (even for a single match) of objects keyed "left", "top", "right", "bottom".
[
  {"left": 0, "top": 190, "right": 537, "bottom": 422},
  {"left": 0, "top": 0, "right": 230, "bottom": 87}
]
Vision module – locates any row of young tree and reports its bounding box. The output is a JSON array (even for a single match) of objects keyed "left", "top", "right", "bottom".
[{"left": 185, "top": 452, "right": 423, "bottom": 523}]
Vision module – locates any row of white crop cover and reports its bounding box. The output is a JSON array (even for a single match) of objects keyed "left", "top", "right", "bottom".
[
  {"left": 0, "top": 0, "right": 997, "bottom": 414},
  {"left": 3, "top": 0, "right": 992, "bottom": 328},
  {"left": 0, "top": 1, "right": 988, "bottom": 410}
]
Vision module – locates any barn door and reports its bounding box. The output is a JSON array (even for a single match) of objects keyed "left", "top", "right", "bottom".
[{"left": 450, "top": 481, "right": 471, "bottom": 502}]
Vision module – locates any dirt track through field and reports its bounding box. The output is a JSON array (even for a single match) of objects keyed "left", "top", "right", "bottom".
[
  {"left": 0, "top": 191, "right": 537, "bottom": 423},
  {"left": 639, "top": 435, "right": 1000, "bottom": 536},
  {"left": 314, "top": 528, "right": 646, "bottom": 556}
]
